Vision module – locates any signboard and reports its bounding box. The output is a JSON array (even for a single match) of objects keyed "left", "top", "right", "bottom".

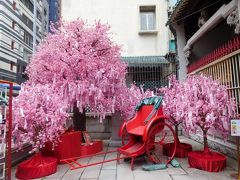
[{"left": 231, "top": 119, "right": 240, "bottom": 136}]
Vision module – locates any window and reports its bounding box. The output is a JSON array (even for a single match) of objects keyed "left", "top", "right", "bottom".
[
  {"left": 37, "top": 10, "right": 42, "bottom": 21},
  {"left": 37, "top": 26, "right": 41, "bottom": 36},
  {"left": 11, "top": 41, "right": 15, "bottom": 50},
  {"left": 44, "top": 8, "right": 47, "bottom": 16},
  {"left": 13, "top": 1, "right": 16, "bottom": 10},
  {"left": 10, "top": 62, "right": 14, "bottom": 71},
  {"left": 23, "top": 49, "right": 31, "bottom": 62},
  {"left": 22, "top": 14, "right": 33, "bottom": 30},
  {"left": 23, "top": 30, "right": 33, "bottom": 47},
  {"left": 140, "top": 6, "right": 156, "bottom": 31},
  {"left": 20, "top": 0, "right": 33, "bottom": 13},
  {"left": 18, "top": 44, "right": 22, "bottom": 53}
]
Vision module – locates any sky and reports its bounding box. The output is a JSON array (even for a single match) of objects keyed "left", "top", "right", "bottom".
[{"left": 169, "top": 0, "right": 178, "bottom": 6}]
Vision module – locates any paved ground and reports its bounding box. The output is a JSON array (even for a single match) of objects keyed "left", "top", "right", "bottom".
[{"left": 11, "top": 136, "right": 238, "bottom": 180}]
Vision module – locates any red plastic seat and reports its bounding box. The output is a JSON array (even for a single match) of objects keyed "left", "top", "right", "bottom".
[
  {"left": 126, "top": 105, "right": 162, "bottom": 136},
  {"left": 128, "top": 126, "right": 145, "bottom": 136}
]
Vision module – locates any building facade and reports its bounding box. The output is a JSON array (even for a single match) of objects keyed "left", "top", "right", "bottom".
[
  {"left": 169, "top": 0, "right": 239, "bottom": 159},
  {"left": 62, "top": 0, "right": 174, "bottom": 90},
  {"left": 48, "top": 0, "right": 61, "bottom": 26},
  {"left": 0, "top": 0, "right": 49, "bottom": 84}
]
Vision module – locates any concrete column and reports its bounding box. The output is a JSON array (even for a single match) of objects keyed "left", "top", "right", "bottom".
[
  {"left": 33, "top": 0, "right": 37, "bottom": 53},
  {"left": 172, "top": 23, "right": 187, "bottom": 82}
]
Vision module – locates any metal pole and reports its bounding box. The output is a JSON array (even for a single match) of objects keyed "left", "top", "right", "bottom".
[
  {"left": 238, "top": 0, "right": 240, "bottom": 24},
  {"left": 33, "top": 0, "right": 37, "bottom": 53},
  {"left": 7, "top": 83, "right": 13, "bottom": 180},
  {"left": 238, "top": 136, "right": 240, "bottom": 180}
]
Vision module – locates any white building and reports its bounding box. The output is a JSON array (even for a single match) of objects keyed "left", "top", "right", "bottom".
[
  {"left": 62, "top": 0, "right": 174, "bottom": 89},
  {"left": 0, "top": 0, "right": 49, "bottom": 83}
]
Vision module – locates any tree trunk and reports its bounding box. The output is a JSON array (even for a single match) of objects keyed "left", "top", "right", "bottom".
[
  {"left": 175, "top": 125, "right": 180, "bottom": 146},
  {"left": 73, "top": 103, "right": 86, "bottom": 131},
  {"left": 203, "top": 130, "right": 210, "bottom": 154}
]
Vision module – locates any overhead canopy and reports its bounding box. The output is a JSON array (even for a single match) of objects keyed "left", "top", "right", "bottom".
[
  {"left": 167, "top": 0, "right": 230, "bottom": 25},
  {"left": 122, "top": 56, "right": 169, "bottom": 67},
  {"left": 135, "top": 96, "right": 163, "bottom": 111}
]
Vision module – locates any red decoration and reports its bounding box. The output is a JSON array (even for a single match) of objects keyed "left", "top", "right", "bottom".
[
  {"left": 188, "top": 150, "right": 226, "bottom": 172},
  {"left": 54, "top": 131, "right": 82, "bottom": 163},
  {"left": 16, "top": 153, "right": 57, "bottom": 179},
  {"left": 164, "top": 142, "right": 192, "bottom": 158},
  {"left": 80, "top": 140, "right": 103, "bottom": 156},
  {"left": 42, "top": 131, "right": 82, "bottom": 163},
  {"left": 118, "top": 97, "right": 177, "bottom": 170},
  {"left": 42, "top": 131, "right": 103, "bottom": 162},
  {"left": 187, "top": 35, "right": 240, "bottom": 73}
]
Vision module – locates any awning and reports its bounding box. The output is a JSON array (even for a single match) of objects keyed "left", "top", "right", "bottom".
[
  {"left": 167, "top": 0, "right": 190, "bottom": 25},
  {"left": 121, "top": 56, "right": 169, "bottom": 67}
]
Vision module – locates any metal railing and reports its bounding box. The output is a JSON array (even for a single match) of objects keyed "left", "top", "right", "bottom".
[
  {"left": 194, "top": 50, "right": 240, "bottom": 115},
  {"left": 188, "top": 35, "right": 240, "bottom": 74}
]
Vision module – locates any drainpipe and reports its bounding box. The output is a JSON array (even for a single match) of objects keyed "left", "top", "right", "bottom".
[
  {"left": 238, "top": 0, "right": 240, "bottom": 21},
  {"left": 33, "top": 0, "right": 37, "bottom": 53}
]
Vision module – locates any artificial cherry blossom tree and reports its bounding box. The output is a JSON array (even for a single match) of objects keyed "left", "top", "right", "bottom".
[
  {"left": 14, "top": 19, "right": 155, "bottom": 152},
  {"left": 160, "top": 76, "right": 192, "bottom": 157},
  {"left": 26, "top": 19, "right": 127, "bottom": 130},
  {"left": 115, "top": 84, "right": 153, "bottom": 120},
  {"left": 161, "top": 76, "right": 183, "bottom": 142},
  {"left": 182, "top": 75, "right": 236, "bottom": 153},
  {"left": 13, "top": 83, "right": 69, "bottom": 152}
]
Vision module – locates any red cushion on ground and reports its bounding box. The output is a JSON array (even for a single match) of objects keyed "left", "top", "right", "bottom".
[
  {"left": 164, "top": 142, "right": 192, "bottom": 158},
  {"left": 188, "top": 151, "right": 226, "bottom": 172},
  {"left": 55, "top": 131, "right": 82, "bottom": 162},
  {"left": 16, "top": 153, "right": 57, "bottom": 179},
  {"left": 42, "top": 131, "right": 82, "bottom": 163}
]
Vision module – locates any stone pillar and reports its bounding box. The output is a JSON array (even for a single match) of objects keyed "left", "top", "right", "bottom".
[
  {"left": 172, "top": 23, "right": 187, "bottom": 82},
  {"left": 109, "top": 112, "right": 125, "bottom": 147},
  {"left": 86, "top": 115, "right": 111, "bottom": 139}
]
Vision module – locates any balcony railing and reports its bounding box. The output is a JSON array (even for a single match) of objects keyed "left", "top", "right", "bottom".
[{"left": 188, "top": 35, "right": 240, "bottom": 73}]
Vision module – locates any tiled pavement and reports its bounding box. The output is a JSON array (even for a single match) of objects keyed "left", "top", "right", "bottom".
[{"left": 11, "top": 137, "right": 238, "bottom": 180}]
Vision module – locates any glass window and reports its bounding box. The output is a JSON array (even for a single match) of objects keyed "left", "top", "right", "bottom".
[
  {"left": 140, "top": 6, "right": 156, "bottom": 31},
  {"left": 37, "top": 10, "right": 42, "bottom": 21},
  {"left": 44, "top": 8, "right": 47, "bottom": 16},
  {"left": 10, "top": 62, "right": 14, "bottom": 71},
  {"left": 20, "top": 0, "right": 33, "bottom": 13},
  {"left": 22, "top": 14, "right": 33, "bottom": 30},
  {"left": 23, "top": 49, "right": 32, "bottom": 63},
  {"left": 23, "top": 30, "right": 33, "bottom": 47}
]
